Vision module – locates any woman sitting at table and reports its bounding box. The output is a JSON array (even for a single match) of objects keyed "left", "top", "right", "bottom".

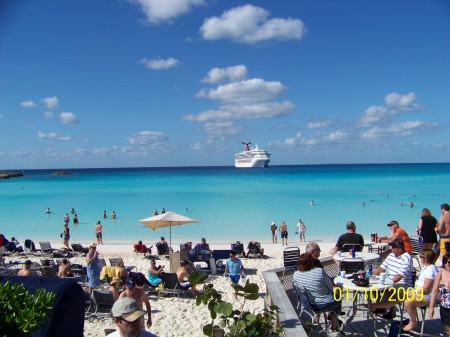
[
  {"left": 369, "top": 248, "right": 438, "bottom": 329},
  {"left": 293, "top": 253, "right": 342, "bottom": 331}
]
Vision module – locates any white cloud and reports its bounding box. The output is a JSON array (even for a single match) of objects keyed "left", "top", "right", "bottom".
[
  {"left": 129, "top": 0, "right": 205, "bottom": 24},
  {"left": 139, "top": 57, "right": 179, "bottom": 70},
  {"left": 59, "top": 112, "right": 79, "bottom": 124},
  {"left": 128, "top": 131, "right": 168, "bottom": 145},
  {"left": 43, "top": 111, "right": 54, "bottom": 119},
  {"left": 358, "top": 92, "right": 424, "bottom": 128},
  {"left": 20, "top": 100, "right": 36, "bottom": 108},
  {"left": 202, "top": 65, "right": 248, "bottom": 84},
  {"left": 37, "top": 131, "right": 72, "bottom": 141},
  {"left": 283, "top": 132, "right": 317, "bottom": 146},
  {"left": 327, "top": 131, "right": 347, "bottom": 141},
  {"left": 384, "top": 92, "right": 423, "bottom": 111},
  {"left": 200, "top": 5, "right": 305, "bottom": 44},
  {"left": 41, "top": 96, "right": 58, "bottom": 108},
  {"left": 184, "top": 101, "right": 294, "bottom": 122},
  {"left": 307, "top": 120, "right": 331, "bottom": 129},
  {"left": 360, "top": 120, "right": 426, "bottom": 140},
  {"left": 190, "top": 142, "right": 204, "bottom": 150},
  {"left": 203, "top": 121, "right": 241, "bottom": 143},
  {"left": 197, "top": 78, "right": 287, "bottom": 103}
]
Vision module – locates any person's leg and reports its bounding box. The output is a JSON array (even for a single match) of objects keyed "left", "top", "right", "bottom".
[{"left": 402, "top": 298, "right": 428, "bottom": 331}]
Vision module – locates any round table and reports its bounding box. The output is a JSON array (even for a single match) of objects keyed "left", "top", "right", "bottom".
[{"left": 333, "top": 251, "right": 380, "bottom": 262}]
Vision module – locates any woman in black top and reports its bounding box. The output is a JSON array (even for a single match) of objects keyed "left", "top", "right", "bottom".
[{"left": 417, "top": 208, "right": 438, "bottom": 249}]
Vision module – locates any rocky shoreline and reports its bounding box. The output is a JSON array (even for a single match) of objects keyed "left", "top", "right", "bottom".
[{"left": 0, "top": 171, "right": 23, "bottom": 179}]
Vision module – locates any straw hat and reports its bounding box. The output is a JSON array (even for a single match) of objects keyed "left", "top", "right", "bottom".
[{"left": 89, "top": 242, "right": 97, "bottom": 248}]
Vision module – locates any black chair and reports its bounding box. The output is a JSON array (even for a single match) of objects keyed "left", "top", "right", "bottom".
[
  {"left": 24, "top": 239, "right": 39, "bottom": 254},
  {"left": 71, "top": 243, "right": 89, "bottom": 255},
  {"left": 293, "top": 282, "right": 337, "bottom": 336},
  {"left": 341, "top": 243, "right": 363, "bottom": 253},
  {"left": 247, "top": 241, "right": 263, "bottom": 258},
  {"left": 283, "top": 247, "right": 300, "bottom": 277},
  {"left": 160, "top": 272, "right": 191, "bottom": 298},
  {"left": 39, "top": 241, "right": 57, "bottom": 254},
  {"left": 340, "top": 258, "right": 365, "bottom": 274},
  {"left": 156, "top": 242, "right": 170, "bottom": 256},
  {"left": 87, "top": 290, "right": 115, "bottom": 320},
  {"left": 231, "top": 242, "right": 245, "bottom": 258}
]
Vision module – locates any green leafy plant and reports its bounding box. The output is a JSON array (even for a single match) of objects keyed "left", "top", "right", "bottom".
[
  {"left": 0, "top": 281, "right": 56, "bottom": 337},
  {"left": 189, "top": 271, "right": 283, "bottom": 337}
]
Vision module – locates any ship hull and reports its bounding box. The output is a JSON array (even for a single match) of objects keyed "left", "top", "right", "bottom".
[{"left": 235, "top": 158, "right": 270, "bottom": 168}]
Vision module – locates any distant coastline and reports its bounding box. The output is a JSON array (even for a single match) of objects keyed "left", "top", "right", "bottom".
[{"left": 0, "top": 171, "right": 23, "bottom": 179}]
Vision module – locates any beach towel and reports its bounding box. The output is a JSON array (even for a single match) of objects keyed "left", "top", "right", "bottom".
[{"left": 100, "top": 266, "right": 119, "bottom": 280}]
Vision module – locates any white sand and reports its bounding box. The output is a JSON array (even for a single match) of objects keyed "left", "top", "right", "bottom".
[{"left": 6, "top": 240, "right": 337, "bottom": 337}]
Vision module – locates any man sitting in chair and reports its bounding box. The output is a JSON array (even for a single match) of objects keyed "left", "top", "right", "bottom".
[
  {"left": 176, "top": 260, "right": 198, "bottom": 295},
  {"left": 247, "top": 241, "right": 264, "bottom": 257},
  {"left": 134, "top": 240, "right": 152, "bottom": 256},
  {"left": 330, "top": 221, "right": 364, "bottom": 254},
  {"left": 193, "top": 238, "right": 211, "bottom": 261},
  {"left": 155, "top": 237, "right": 169, "bottom": 255}
]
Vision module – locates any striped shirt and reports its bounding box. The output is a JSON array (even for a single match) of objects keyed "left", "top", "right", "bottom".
[
  {"left": 380, "top": 252, "right": 413, "bottom": 287},
  {"left": 293, "top": 268, "right": 334, "bottom": 306}
]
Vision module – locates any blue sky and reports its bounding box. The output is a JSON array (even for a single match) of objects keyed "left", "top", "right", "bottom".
[{"left": 0, "top": 0, "right": 449, "bottom": 169}]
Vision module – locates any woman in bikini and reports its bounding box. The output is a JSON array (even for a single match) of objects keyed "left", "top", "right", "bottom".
[{"left": 429, "top": 252, "right": 450, "bottom": 334}]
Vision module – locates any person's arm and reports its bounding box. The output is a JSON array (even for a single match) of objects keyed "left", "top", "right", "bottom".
[
  {"left": 417, "top": 218, "right": 423, "bottom": 232},
  {"left": 240, "top": 261, "right": 245, "bottom": 276},
  {"left": 86, "top": 251, "right": 98, "bottom": 264},
  {"left": 330, "top": 246, "right": 339, "bottom": 255},
  {"left": 429, "top": 271, "right": 442, "bottom": 319},
  {"left": 372, "top": 265, "right": 385, "bottom": 276},
  {"left": 438, "top": 215, "right": 446, "bottom": 235},
  {"left": 143, "top": 295, "right": 152, "bottom": 328},
  {"left": 224, "top": 260, "right": 229, "bottom": 275}
]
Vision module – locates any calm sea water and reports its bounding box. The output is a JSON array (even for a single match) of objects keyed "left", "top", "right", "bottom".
[{"left": 0, "top": 164, "right": 448, "bottom": 245}]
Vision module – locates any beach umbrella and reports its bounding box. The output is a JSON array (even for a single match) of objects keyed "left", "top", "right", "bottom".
[{"left": 138, "top": 212, "right": 200, "bottom": 249}]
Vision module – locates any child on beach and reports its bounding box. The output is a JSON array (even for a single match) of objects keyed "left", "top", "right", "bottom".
[{"left": 270, "top": 221, "right": 277, "bottom": 243}]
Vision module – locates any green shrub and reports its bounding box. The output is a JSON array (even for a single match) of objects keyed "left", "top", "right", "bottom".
[
  {"left": 0, "top": 281, "right": 56, "bottom": 337},
  {"left": 189, "top": 271, "right": 283, "bottom": 337}
]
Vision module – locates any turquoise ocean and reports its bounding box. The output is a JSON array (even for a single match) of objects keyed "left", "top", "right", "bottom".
[{"left": 0, "top": 164, "right": 449, "bottom": 245}]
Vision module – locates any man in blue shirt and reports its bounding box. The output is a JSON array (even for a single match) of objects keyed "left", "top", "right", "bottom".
[{"left": 224, "top": 250, "right": 245, "bottom": 284}]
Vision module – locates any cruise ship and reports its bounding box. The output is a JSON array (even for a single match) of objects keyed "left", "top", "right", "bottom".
[{"left": 234, "top": 142, "right": 271, "bottom": 168}]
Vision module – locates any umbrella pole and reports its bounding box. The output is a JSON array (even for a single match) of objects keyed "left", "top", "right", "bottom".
[{"left": 169, "top": 223, "right": 172, "bottom": 251}]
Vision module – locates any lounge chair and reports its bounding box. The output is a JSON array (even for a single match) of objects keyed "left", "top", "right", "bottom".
[
  {"left": 246, "top": 241, "right": 264, "bottom": 258},
  {"left": 231, "top": 242, "right": 245, "bottom": 258},
  {"left": 39, "top": 241, "right": 57, "bottom": 254},
  {"left": 40, "top": 265, "right": 58, "bottom": 278},
  {"left": 159, "top": 272, "right": 192, "bottom": 298},
  {"left": 109, "top": 257, "right": 135, "bottom": 272},
  {"left": 87, "top": 290, "right": 115, "bottom": 321},
  {"left": 71, "top": 243, "right": 89, "bottom": 255}
]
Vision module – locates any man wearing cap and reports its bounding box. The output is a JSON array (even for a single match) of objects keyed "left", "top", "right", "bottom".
[
  {"left": 18, "top": 260, "right": 33, "bottom": 276},
  {"left": 379, "top": 220, "right": 412, "bottom": 254},
  {"left": 438, "top": 203, "right": 450, "bottom": 256},
  {"left": 270, "top": 221, "right": 277, "bottom": 243},
  {"left": 155, "top": 237, "right": 169, "bottom": 255},
  {"left": 119, "top": 279, "right": 152, "bottom": 328},
  {"left": 371, "top": 238, "right": 413, "bottom": 319},
  {"left": 110, "top": 297, "right": 157, "bottom": 337}
]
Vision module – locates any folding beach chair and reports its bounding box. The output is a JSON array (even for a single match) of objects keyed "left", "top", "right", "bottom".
[
  {"left": 98, "top": 258, "right": 107, "bottom": 270},
  {"left": 87, "top": 290, "right": 115, "bottom": 321},
  {"left": 39, "top": 241, "right": 57, "bottom": 254},
  {"left": 282, "top": 246, "right": 300, "bottom": 277},
  {"left": 156, "top": 242, "right": 170, "bottom": 256},
  {"left": 40, "top": 265, "right": 58, "bottom": 278},
  {"left": 159, "top": 272, "right": 191, "bottom": 298}
]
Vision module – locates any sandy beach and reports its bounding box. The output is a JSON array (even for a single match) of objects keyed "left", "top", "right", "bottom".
[{"left": 4, "top": 239, "right": 337, "bottom": 337}]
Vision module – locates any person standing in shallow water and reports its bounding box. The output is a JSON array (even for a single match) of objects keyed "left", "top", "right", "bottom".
[
  {"left": 62, "top": 223, "right": 70, "bottom": 248},
  {"left": 280, "top": 220, "right": 288, "bottom": 246},
  {"left": 95, "top": 221, "right": 103, "bottom": 244},
  {"left": 270, "top": 221, "right": 277, "bottom": 243}
]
